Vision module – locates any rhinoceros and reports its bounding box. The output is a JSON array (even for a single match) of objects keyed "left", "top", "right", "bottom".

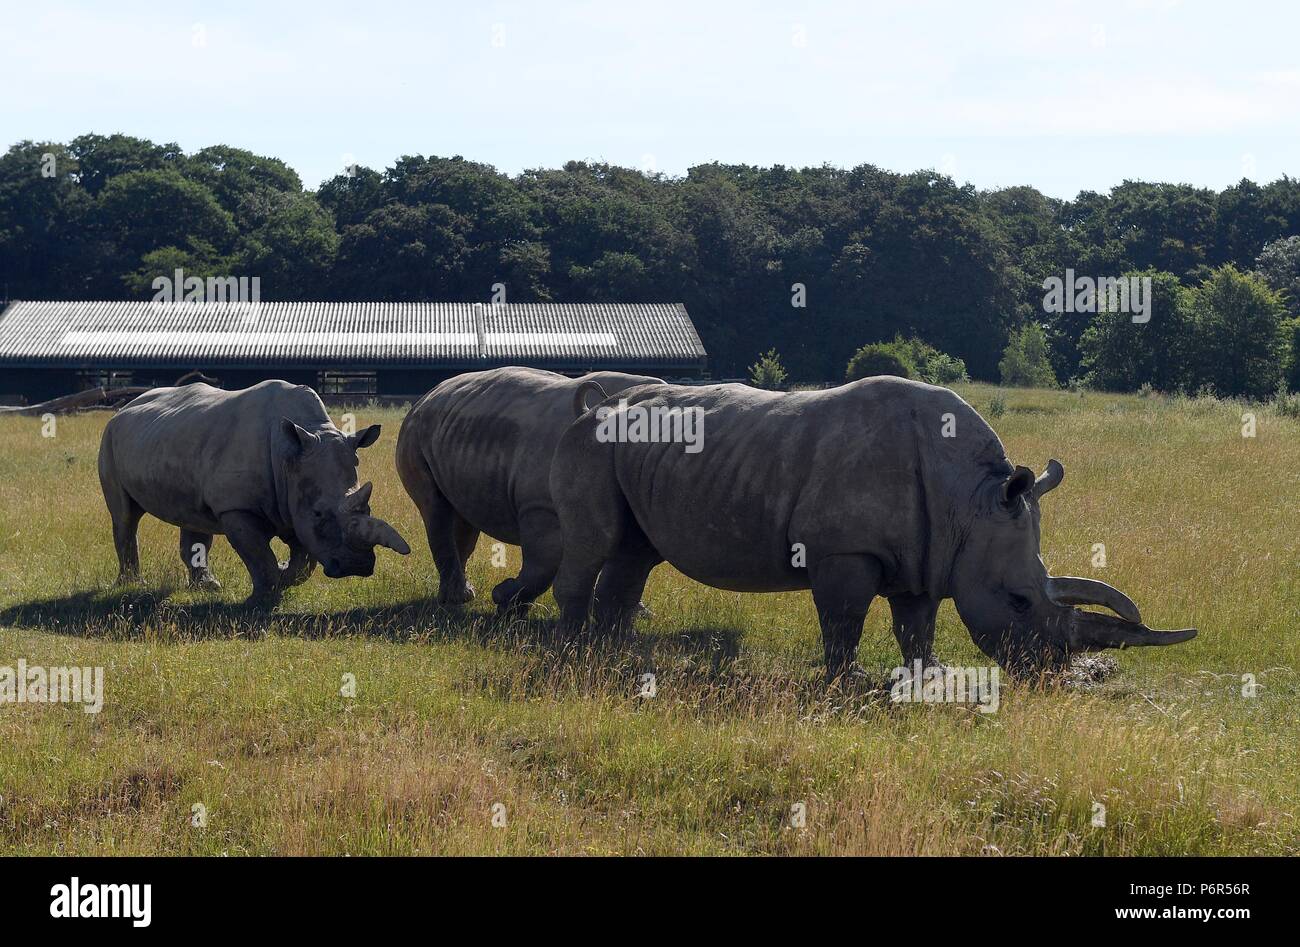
[
  {"left": 549, "top": 376, "right": 1196, "bottom": 678},
  {"left": 98, "top": 380, "right": 410, "bottom": 606},
  {"left": 396, "top": 367, "right": 662, "bottom": 610}
]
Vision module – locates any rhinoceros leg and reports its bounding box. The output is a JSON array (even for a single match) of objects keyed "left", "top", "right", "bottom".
[
  {"left": 413, "top": 484, "right": 477, "bottom": 606},
  {"left": 887, "top": 594, "right": 941, "bottom": 667},
  {"left": 592, "top": 522, "right": 662, "bottom": 630},
  {"left": 180, "top": 529, "right": 221, "bottom": 591},
  {"left": 809, "top": 553, "right": 884, "bottom": 682},
  {"left": 219, "top": 510, "right": 282, "bottom": 608},
  {"left": 492, "top": 509, "right": 562, "bottom": 614},
  {"left": 276, "top": 540, "right": 316, "bottom": 589},
  {"left": 103, "top": 479, "right": 144, "bottom": 584}
]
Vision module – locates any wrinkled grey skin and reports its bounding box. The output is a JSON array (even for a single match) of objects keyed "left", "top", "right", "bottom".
[
  {"left": 550, "top": 376, "right": 1196, "bottom": 680},
  {"left": 99, "top": 380, "right": 410, "bottom": 607},
  {"left": 396, "top": 367, "right": 662, "bottom": 610}
]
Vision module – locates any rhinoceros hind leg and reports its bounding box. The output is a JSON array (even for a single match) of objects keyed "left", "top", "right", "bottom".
[
  {"left": 104, "top": 484, "right": 144, "bottom": 584},
  {"left": 887, "top": 593, "right": 941, "bottom": 667},
  {"left": 492, "top": 509, "right": 562, "bottom": 614},
  {"left": 180, "top": 529, "right": 222, "bottom": 591},
  {"left": 220, "top": 510, "right": 282, "bottom": 609},
  {"left": 413, "top": 485, "right": 476, "bottom": 605},
  {"left": 810, "top": 553, "right": 884, "bottom": 683},
  {"left": 592, "top": 523, "right": 662, "bottom": 631}
]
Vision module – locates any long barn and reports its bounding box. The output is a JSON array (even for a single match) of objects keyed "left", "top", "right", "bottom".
[{"left": 0, "top": 300, "right": 708, "bottom": 403}]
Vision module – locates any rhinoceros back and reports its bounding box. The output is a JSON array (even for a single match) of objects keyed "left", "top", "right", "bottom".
[
  {"left": 101, "top": 380, "right": 330, "bottom": 533},
  {"left": 399, "top": 367, "right": 661, "bottom": 544},
  {"left": 561, "top": 376, "right": 1006, "bottom": 595}
]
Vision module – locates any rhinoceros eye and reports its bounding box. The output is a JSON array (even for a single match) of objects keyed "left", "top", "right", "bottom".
[{"left": 1009, "top": 593, "right": 1032, "bottom": 614}]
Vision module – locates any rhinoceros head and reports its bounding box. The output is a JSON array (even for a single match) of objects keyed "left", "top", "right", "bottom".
[
  {"left": 950, "top": 459, "right": 1195, "bottom": 675},
  {"left": 279, "top": 419, "right": 411, "bottom": 578}
]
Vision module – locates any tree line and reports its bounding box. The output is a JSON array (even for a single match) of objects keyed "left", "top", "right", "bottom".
[{"left": 2, "top": 133, "right": 1298, "bottom": 396}]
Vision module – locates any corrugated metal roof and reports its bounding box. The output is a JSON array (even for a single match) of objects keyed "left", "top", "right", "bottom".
[{"left": 0, "top": 301, "right": 707, "bottom": 367}]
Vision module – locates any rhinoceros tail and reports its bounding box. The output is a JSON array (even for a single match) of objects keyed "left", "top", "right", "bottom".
[{"left": 573, "top": 381, "right": 609, "bottom": 418}]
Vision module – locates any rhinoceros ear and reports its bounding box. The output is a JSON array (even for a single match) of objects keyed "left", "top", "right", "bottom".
[
  {"left": 349, "top": 424, "right": 382, "bottom": 450},
  {"left": 1001, "top": 465, "right": 1036, "bottom": 506},
  {"left": 280, "top": 418, "right": 317, "bottom": 457}
]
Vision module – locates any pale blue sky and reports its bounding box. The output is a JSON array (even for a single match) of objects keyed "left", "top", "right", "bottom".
[{"left": 5, "top": 0, "right": 1299, "bottom": 198}]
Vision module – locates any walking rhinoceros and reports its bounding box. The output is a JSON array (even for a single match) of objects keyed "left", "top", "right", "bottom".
[
  {"left": 396, "top": 367, "right": 662, "bottom": 610},
  {"left": 98, "top": 380, "right": 410, "bottom": 606},
  {"left": 549, "top": 376, "right": 1196, "bottom": 679}
]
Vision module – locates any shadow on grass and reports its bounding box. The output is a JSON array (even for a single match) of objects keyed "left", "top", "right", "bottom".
[
  {"left": 0, "top": 585, "right": 555, "bottom": 647},
  {"left": 0, "top": 588, "right": 754, "bottom": 667},
  {"left": 1, "top": 589, "right": 922, "bottom": 717}
]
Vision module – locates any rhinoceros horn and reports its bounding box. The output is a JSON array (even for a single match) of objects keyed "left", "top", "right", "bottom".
[
  {"left": 1032, "top": 458, "right": 1064, "bottom": 499},
  {"left": 1068, "top": 609, "right": 1197, "bottom": 651},
  {"left": 342, "top": 482, "right": 411, "bottom": 554},
  {"left": 1045, "top": 576, "right": 1142, "bottom": 624}
]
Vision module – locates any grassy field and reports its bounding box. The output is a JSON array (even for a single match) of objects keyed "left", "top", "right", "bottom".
[{"left": 1, "top": 382, "right": 1297, "bottom": 855}]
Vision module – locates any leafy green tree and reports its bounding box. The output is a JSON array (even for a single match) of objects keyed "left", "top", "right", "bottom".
[
  {"left": 1255, "top": 236, "right": 1300, "bottom": 319},
  {"left": 67, "top": 133, "right": 183, "bottom": 196},
  {"left": 334, "top": 203, "right": 470, "bottom": 299},
  {"left": 893, "top": 336, "right": 968, "bottom": 385},
  {"left": 999, "top": 323, "right": 1058, "bottom": 388},
  {"left": 233, "top": 191, "right": 339, "bottom": 298},
  {"left": 1182, "top": 265, "right": 1288, "bottom": 399},
  {"left": 1079, "top": 270, "right": 1189, "bottom": 391},
  {"left": 122, "top": 243, "right": 229, "bottom": 298},
  {"left": 748, "top": 349, "right": 788, "bottom": 390},
  {"left": 93, "top": 169, "right": 237, "bottom": 287},
  {"left": 846, "top": 342, "right": 916, "bottom": 381},
  {"left": 0, "top": 141, "right": 96, "bottom": 297}
]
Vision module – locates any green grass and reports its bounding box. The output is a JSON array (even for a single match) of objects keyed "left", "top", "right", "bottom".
[{"left": 1, "top": 383, "right": 1298, "bottom": 855}]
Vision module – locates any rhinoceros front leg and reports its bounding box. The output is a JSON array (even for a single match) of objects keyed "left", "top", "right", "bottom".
[
  {"left": 180, "top": 529, "right": 221, "bottom": 591},
  {"left": 887, "top": 593, "right": 941, "bottom": 668},
  {"left": 276, "top": 540, "right": 317, "bottom": 589},
  {"left": 219, "top": 510, "right": 283, "bottom": 609},
  {"left": 492, "top": 509, "right": 562, "bottom": 615},
  {"left": 810, "top": 553, "right": 884, "bottom": 683}
]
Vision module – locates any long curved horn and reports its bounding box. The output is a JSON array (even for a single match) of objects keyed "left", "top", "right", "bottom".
[
  {"left": 1046, "top": 576, "right": 1142, "bottom": 624},
  {"left": 573, "top": 381, "right": 609, "bottom": 418},
  {"left": 1068, "top": 610, "right": 1196, "bottom": 651},
  {"left": 1033, "top": 459, "right": 1064, "bottom": 499},
  {"left": 348, "top": 514, "right": 411, "bottom": 554}
]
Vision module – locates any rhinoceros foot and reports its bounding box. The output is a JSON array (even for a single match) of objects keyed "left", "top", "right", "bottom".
[
  {"left": 439, "top": 580, "right": 476, "bottom": 606},
  {"left": 240, "top": 588, "right": 282, "bottom": 613},
  {"left": 824, "top": 661, "right": 873, "bottom": 688},
  {"left": 189, "top": 573, "right": 222, "bottom": 592}
]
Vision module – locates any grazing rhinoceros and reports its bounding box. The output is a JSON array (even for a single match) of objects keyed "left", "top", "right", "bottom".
[
  {"left": 98, "top": 380, "right": 410, "bottom": 606},
  {"left": 549, "top": 376, "right": 1196, "bottom": 679},
  {"left": 396, "top": 367, "right": 662, "bottom": 610}
]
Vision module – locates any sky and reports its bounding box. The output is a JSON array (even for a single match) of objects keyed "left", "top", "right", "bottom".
[{"left": 4, "top": 0, "right": 1299, "bottom": 199}]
